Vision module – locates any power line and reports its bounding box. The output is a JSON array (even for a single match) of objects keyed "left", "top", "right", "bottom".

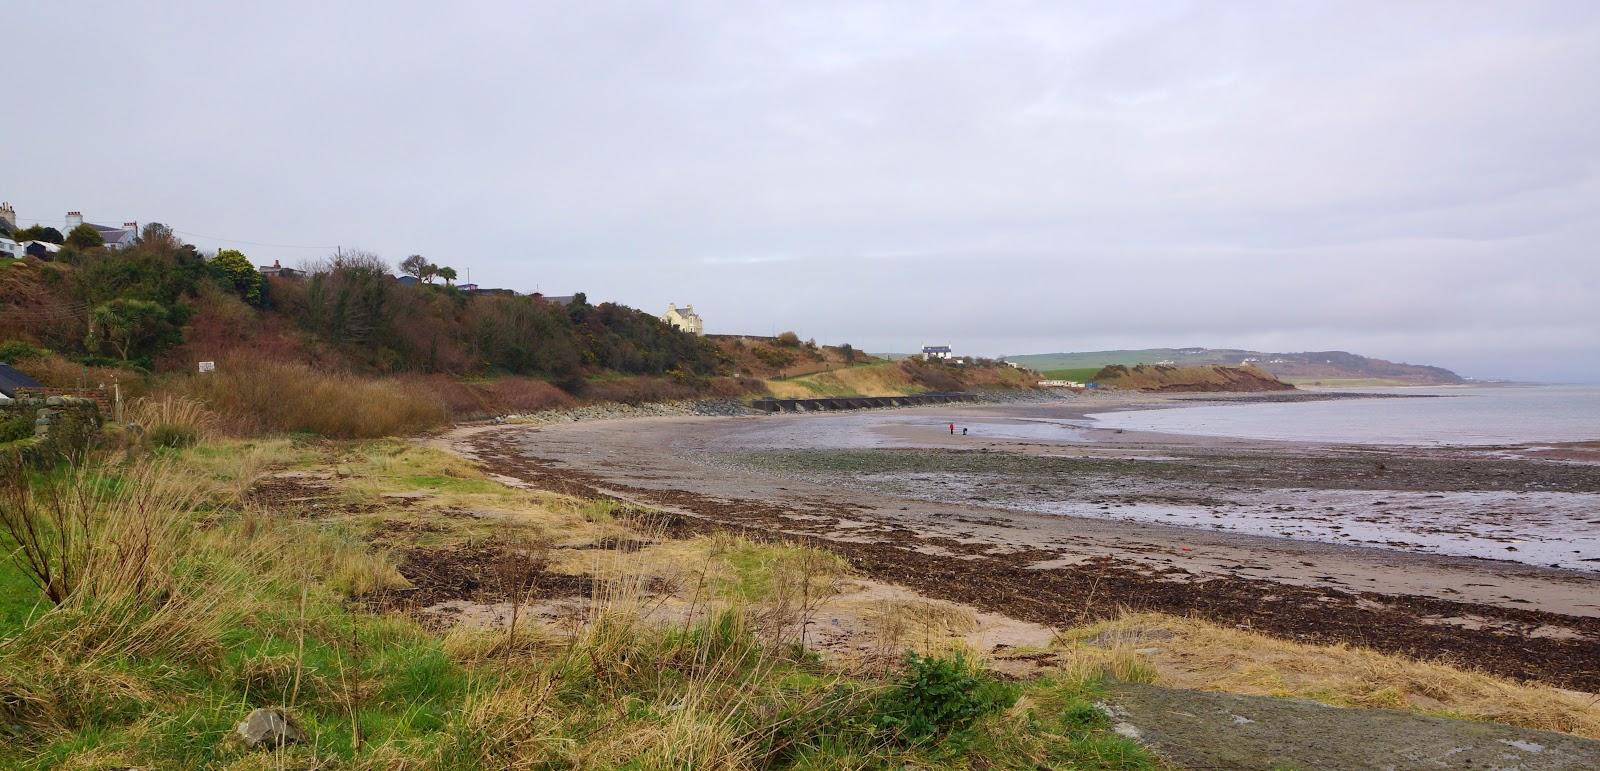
[{"left": 167, "top": 229, "right": 335, "bottom": 250}]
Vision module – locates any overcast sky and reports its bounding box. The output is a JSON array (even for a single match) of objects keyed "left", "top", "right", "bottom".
[{"left": 10, "top": 2, "right": 1599, "bottom": 381}]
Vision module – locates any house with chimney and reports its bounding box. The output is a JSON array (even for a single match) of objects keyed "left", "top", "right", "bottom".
[
  {"left": 662, "top": 303, "right": 704, "bottom": 335},
  {"left": 259, "top": 260, "right": 304, "bottom": 279},
  {"left": 64, "top": 211, "right": 139, "bottom": 249},
  {"left": 0, "top": 202, "right": 61, "bottom": 260}
]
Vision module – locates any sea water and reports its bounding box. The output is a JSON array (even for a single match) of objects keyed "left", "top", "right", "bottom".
[{"left": 1085, "top": 385, "right": 1600, "bottom": 446}]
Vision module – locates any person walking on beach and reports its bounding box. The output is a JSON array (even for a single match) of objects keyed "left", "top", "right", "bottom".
[
  {"left": 949, "top": 422, "right": 955, "bottom": 435},
  {"left": 962, "top": 427, "right": 968, "bottom": 436}
]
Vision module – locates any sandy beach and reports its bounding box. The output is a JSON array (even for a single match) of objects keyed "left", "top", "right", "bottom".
[{"left": 445, "top": 391, "right": 1600, "bottom": 689}]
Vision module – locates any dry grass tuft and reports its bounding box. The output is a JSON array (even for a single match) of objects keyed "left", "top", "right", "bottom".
[
  {"left": 126, "top": 394, "right": 220, "bottom": 444},
  {"left": 865, "top": 598, "right": 981, "bottom": 661},
  {"left": 1058, "top": 612, "right": 1600, "bottom": 738}
]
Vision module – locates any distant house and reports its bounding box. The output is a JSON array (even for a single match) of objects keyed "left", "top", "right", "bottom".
[
  {"left": 662, "top": 303, "right": 704, "bottom": 335},
  {"left": 456, "top": 283, "right": 479, "bottom": 293},
  {"left": 395, "top": 275, "right": 420, "bottom": 286},
  {"left": 921, "top": 345, "right": 952, "bottom": 360},
  {"left": 0, "top": 363, "right": 44, "bottom": 402},
  {"left": 259, "top": 260, "right": 304, "bottom": 279},
  {"left": 0, "top": 237, "right": 23, "bottom": 259},
  {"left": 537, "top": 294, "right": 577, "bottom": 305},
  {"left": 64, "top": 211, "right": 139, "bottom": 249}
]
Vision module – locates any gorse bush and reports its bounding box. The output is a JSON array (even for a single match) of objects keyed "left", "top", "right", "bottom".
[
  {"left": 0, "top": 414, "right": 32, "bottom": 443},
  {"left": 0, "top": 339, "right": 47, "bottom": 362},
  {"left": 873, "top": 651, "right": 1019, "bottom": 745}
]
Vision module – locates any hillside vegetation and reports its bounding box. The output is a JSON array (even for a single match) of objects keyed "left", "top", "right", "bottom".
[
  {"left": 0, "top": 238, "right": 720, "bottom": 383},
  {"left": 709, "top": 333, "right": 874, "bottom": 379},
  {"left": 1013, "top": 348, "right": 1462, "bottom": 385},
  {"left": 1091, "top": 364, "right": 1294, "bottom": 392},
  {"left": 0, "top": 232, "right": 772, "bottom": 433},
  {"left": 766, "top": 359, "right": 1038, "bottom": 399}
]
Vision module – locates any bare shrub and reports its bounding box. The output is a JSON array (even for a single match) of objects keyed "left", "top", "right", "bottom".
[
  {"left": 423, "top": 376, "right": 577, "bottom": 418},
  {"left": 583, "top": 376, "right": 699, "bottom": 405},
  {"left": 0, "top": 461, "right": 198, "bottom": 606},
  {"left": 490, "top": 533, "right": 551, "bottom": 663},
  {"left": 486, "top": 378, "right": 579, "bottom": 413},
  {"left": 898, "top": 359, "right": 964, "bottom": 391},
  {"left": 172, "top": 359, "right": 450, "bottom": 438}
]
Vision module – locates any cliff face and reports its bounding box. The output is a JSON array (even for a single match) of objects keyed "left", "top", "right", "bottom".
[
  {"left": 1091, "top": 364, "right": 1295, "bottom": 392},
  {"left": 1259, "top": 351, "right": 1463, "bottom": 384}
]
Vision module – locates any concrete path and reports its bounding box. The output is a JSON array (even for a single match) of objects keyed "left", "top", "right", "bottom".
[{"left": 1107, "top": 683, "right": 1600, "bottom": 770}]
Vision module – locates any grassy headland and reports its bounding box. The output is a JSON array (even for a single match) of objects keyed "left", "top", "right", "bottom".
[
  {"left": 1088, "top": 364, "right": 1293, "bottom": 392},
  {"left": 1010, "top": 348, "right": 1463, "bottom": 386}
]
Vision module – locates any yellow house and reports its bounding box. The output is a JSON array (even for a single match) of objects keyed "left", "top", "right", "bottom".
[{"left": 662, "top": 303, "right": 704, "bottom": 335}]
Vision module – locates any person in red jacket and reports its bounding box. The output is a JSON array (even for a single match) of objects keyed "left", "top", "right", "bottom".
[{"left": 949, "top": 422, "right": 955, "bottom": 435}]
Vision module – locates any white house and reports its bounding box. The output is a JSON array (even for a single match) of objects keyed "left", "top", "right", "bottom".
[
  {"left": 0, "top": 202, "right": 20, "bottom": 257},
  {"left": 1, "top": 238, "right": 60, "bottom": 260},
  {"left": 64, "top": 211, "right": 139, "bottom": 249},
  {"left": 662, "top": 303, "right": 704, "bottom": 335},
  {"left": 259, "top": 260, "right": 305, "bottom": 279},
  {"left": 921, "top": 345, "right": 952, "bottom": 360}
]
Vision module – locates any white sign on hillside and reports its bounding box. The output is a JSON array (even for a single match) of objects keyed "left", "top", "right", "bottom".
[{"left": 198, "top": 361, "right": 215, "bottom": 373}]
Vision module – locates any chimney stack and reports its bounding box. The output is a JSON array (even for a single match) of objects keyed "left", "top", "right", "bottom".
[
  {"left": 0, "top": 202, "right": 14, "bottom": 230},
  {"left": 122, "top": 221, "right": 138, "bottom": 233},
  {"left": 65, "top": 211, "right": 83, "bottom": 231}
]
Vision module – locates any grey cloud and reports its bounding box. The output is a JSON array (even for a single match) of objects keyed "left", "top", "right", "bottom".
[{"left": 8, "top": 1, "right": 1598, "bottom": 381}]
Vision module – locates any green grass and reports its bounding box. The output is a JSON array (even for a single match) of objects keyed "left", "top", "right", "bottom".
[
  {"left": 1042, "top": 367, "right": 1104, "bottom": 383},
  {"left": 1282, "top": 377, "right": 1417, "bottom": 388},
  {"left": 0, "top": 442, "right": 1161, "bottom": 769},
  {"left": 399, "top": 473, "right": 503, "bottom": 494},
  {"left": 0, "top": 558, "right": 47, "bottom": 635}
]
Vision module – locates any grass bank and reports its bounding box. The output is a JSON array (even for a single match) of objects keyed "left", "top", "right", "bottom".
[
  {"left": 0, "top": 440, "right": 1155, "bottom": 769},
  {"left": 766, "top": 359, "right": 1038, "bottom": 399}
]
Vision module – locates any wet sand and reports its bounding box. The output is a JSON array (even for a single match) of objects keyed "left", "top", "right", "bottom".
[{"left": 441, "top": 393, "right": 1600, "bottom": 689}]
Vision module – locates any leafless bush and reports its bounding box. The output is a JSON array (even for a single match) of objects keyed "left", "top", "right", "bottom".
[
  {"left": 491, "top": 533, "right": 552, "bottom": 663},
  {"left": 0, "top": 460, "right": 199, "bottom": 606},
  {"left": 171, "top": 359, "right": 450, "bottom": 437}
]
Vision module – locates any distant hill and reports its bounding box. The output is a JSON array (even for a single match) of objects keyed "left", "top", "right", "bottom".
[
  {"left": 1090, "top": 364, "right": 1294, "bottom": 392},
  {"left": 1009, "top": 348, "right": 1463, "bottom": 386}
]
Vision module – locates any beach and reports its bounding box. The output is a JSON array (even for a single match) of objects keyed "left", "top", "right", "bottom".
[{"left": 444, "top": 390, "right": 1600, "bottom": 689}]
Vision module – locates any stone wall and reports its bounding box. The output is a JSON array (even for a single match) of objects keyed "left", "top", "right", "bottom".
[
  {"left": 0, "top": 395, "right": 102, "bottom": 466},
  {"left": 12, "top": 386, "right": 113, "bottom": 415}
]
